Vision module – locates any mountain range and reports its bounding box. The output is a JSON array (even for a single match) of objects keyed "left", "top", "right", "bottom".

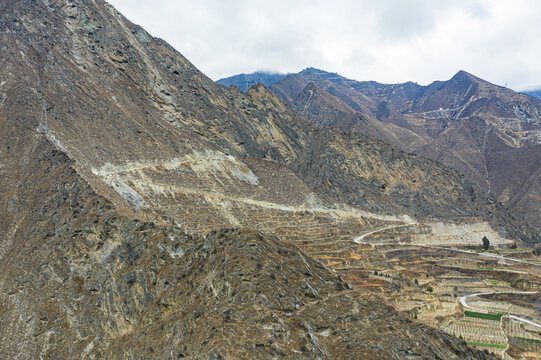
[
  {"left": 220, "top": 68, "right": 541, "bottom": 233},
  {"left": 216, "top": 71, "right": 288, "bottom": 91},
  {"left": 525, "top": 89, "right": 541, "bottom": 100},
  {"left": 0, "top": 0, "right": 536, "bottom": 358}
]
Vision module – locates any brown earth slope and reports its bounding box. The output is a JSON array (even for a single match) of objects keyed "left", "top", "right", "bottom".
[
  {"left": 269, "top": 68, "right": 541, "bottom": 233},
  {"left": 0, "top": 137, "right": 496, "bottom": 359},
  {"left": 0, "top": 0, "right": 529, "bottom": 358},
  {"left": 0, "top": 0, "right": 535, "bottom": 242}
]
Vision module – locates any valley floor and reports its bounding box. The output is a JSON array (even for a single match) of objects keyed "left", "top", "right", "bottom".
[{"left": 314, "top": 242, "right": 541, "bottom": 359}]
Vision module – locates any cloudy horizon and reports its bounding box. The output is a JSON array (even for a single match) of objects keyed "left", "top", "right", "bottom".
[{"left": 108, "top": 0, "right": 541, "bottom": 91}]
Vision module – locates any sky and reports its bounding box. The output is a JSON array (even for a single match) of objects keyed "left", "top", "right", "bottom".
[{"left": 108, "top": 0, "right": 541, "bottom": 91}]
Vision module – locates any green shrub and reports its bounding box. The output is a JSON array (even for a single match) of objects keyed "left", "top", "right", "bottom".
[{"left": 482, "top": 236, "right": 490, "bottom": 250}]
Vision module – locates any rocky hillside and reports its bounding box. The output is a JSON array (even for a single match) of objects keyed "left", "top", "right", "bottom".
[
  {"left": 217, "top": 71, "right": 288, "bottom": 91},
  {"left": 0, "top": 137, "right": 496, "bottom": 359},
  {"left": 0, "top": 0, "right": 532, "bottom": 239},
  {"left": 0, "top": 0, "right": 529, "bottom": 358},
  {"left": 263, "top": 68, "right": 541, "bottom": 233},
  {"left": 0, "top": 142, "right": 492, "bottom": 360}
]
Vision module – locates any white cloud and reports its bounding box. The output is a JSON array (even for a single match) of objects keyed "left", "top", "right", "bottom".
[{"left": 108, "top": 0, "right": 541, "bottom": 90}]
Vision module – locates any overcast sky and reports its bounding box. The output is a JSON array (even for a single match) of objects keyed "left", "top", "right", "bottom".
[{"left": 108, "top": 0, "right": 540, "bottom": 91}]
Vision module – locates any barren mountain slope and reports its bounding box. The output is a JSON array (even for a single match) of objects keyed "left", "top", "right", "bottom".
[
  {"left": 289, "top": 82, "right": 429, "bottom": 150},
  {"left": 0, "top": 137, "right": 497, "bottom": 359},
  {"left": 268, "top": 68, "right": 541, "bottom": 232},
  {"left": 0, "top": 0, "right": 530, "bottom": 358},
  {"left": 1, "top": 0, "right": 534, "bottom": 241}
]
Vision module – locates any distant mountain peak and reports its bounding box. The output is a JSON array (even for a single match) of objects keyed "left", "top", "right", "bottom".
[
  {"left": 300, "top": 67, "right": 331, "bottom": 75},
  {"left": 448, "top": 70, "right": 498, "bottom": 87},
  {"left": 450, "top": 70, "right": 478, "bottom": 82},
  {"left": 217, "top": 71, "right": 288, "bottom": 91},
  {"left": 455, "top": 69, "right": 474, "bottom": 77}
]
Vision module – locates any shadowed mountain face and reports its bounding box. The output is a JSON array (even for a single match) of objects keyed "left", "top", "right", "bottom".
[
  {"left": 263, "top": 68, "right": 541, "bottom": 232},
  {"left": 524, "top": 89, "right": 541, "bottom": 100},
  {"left": 0, "top": 0, "right": 528, "bottom": 358},
  {"left": 217, "top": 71, "right": 288, "bottom": 91}
]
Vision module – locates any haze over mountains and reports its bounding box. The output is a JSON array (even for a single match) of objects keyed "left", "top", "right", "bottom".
[
  {"left": 0, "top": 0, "right": 538, "bottom": 358},
  {"left": 525, "top": 89, "right": 541, "bottom": 100},
  {"left": 220, "top": 68, "right": 541, "bottom": 233},
  {"left": 216, "top": 71, "right": 288, "bottom": 92}
]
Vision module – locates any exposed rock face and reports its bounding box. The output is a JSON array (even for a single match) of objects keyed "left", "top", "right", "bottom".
[
  {"left": 265, "top": 68, "right": 541, "bottom": 234},
  {"left": 0, "top": 0, "right": 525, "bottom": 358}
]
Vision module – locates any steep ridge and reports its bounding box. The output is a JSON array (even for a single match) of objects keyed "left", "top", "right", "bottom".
[
  {"left": 0, "top": 0, "right": 531, "bottom": 358},
  {"left": 267, "top": 68, "right": 541, "bottom": 233}
]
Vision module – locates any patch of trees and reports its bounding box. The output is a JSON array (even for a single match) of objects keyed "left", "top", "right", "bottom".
[{"left": 482, "top": 236, "right": 490, "bottom": 250}]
